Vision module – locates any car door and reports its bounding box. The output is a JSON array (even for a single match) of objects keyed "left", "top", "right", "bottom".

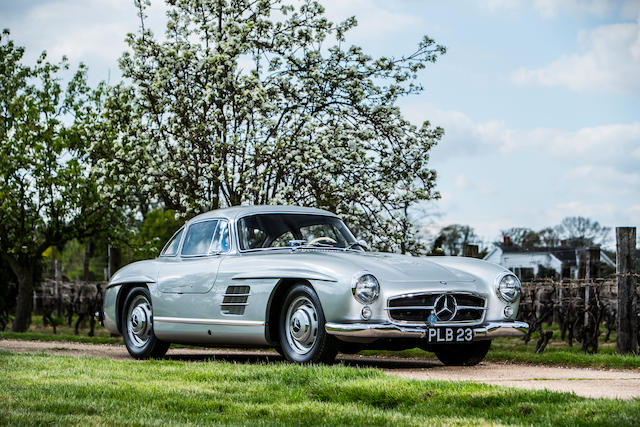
[{"left": 157, "top": 219, "right": 229, "bottom": 294}]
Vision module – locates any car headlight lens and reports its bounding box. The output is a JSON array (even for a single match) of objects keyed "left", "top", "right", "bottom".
[
  {"left": 352, "top": 273, "right": 380, "bottom": 304},
  {"left": 495, "top": 272, "right": 521, "bottom": 302}
]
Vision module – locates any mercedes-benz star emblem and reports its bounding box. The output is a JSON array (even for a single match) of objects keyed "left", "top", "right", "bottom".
[{"left": 433, "top": 294, "right": 457, "bottom": 322}]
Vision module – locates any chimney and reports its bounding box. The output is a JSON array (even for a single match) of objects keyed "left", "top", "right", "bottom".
[{"left": 503, "top": 236, "right": 511, "bottom": 245}]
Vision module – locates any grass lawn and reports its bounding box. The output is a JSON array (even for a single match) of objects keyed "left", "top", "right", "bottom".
[{"left": 1, "top": 351, "right": 639, "bottom": 426}]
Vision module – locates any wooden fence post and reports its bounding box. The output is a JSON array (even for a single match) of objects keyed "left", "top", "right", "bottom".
[
  {"left": 616, "top": 227, "right": 638, "bottom": 354},
  {"left": 463, "top": 244, "right": 479, "bottom": 258},
  {"left": 584, "top": 247, "right": 600, "bottom": 328}
]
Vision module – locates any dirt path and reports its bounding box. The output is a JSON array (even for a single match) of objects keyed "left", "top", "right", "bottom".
[{"left": 2, "top": 339, "right": 639, "bottom": 400}]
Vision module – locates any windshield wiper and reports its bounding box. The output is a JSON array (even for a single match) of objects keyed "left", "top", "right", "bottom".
[{"left": 344, "top": 241, "right": 367, "bottom": 251}]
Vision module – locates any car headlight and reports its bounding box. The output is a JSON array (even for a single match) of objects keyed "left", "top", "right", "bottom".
[
  {"left": 352, "top": 272, "right": 380, "bottom": 304},
  {"left": 495, "top": 272, "right": 521, "bottom": 302}
]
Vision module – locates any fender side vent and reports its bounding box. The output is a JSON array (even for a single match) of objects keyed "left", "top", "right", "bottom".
[{"left": 221, "top": 285, "right": 250, "bottom": 315}]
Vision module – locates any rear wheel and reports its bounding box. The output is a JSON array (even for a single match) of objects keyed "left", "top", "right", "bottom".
[
  {"left": 121, "top": 287, "right": 169, "bottom": 359},
  {"left": 433, "top": 341, "right": 491, "bottom": 366},
  {"left": 279, "top": 283, "right": 337, "bottom": 364}
]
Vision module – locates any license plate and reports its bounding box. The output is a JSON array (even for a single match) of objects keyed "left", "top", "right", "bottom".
[{"left": 426, "top": 327, "right": 473, "bottom": 343}]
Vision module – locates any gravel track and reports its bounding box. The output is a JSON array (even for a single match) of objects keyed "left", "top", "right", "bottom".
[{"left": 2, "top": 339, "right": 639, "bottom": 400}]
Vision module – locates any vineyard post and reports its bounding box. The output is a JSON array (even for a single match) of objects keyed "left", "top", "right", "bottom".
[
  {"left": 616, "top": 227, "right": 637, "bottom": 354},
  {"left": 463, "top": 244, "right": 479, "bottom": 258},
  {"left": 584, "top": 247, "right": 600, "bottom": 329}
]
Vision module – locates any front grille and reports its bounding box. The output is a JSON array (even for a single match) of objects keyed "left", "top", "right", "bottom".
[
  {"left": 387, "top": 292, "right": 486, "bottom": 324},
  {"left": 221, "top": 285, "right": 250, "bottom": 315}
]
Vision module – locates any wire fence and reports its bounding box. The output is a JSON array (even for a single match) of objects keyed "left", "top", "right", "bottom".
[
  {"left": 518, "top": 277, "right": 639, "bottom": 354},
  {"left": 29, "top": 275, "right": 640, "bottom": 354},
  {"left": 34, "top": 279, "right": 106, "bottom": 336}
]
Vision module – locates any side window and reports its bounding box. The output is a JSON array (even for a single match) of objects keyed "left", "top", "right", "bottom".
[
  {"left": 181, "top": 220, "right": 219, "bottom": 256},
  {"left": 241, "top": 227, "right": 267, "bottom": 249},
  {"left": 161, "top": 227, "right": 184, "bottom": 256},
  {"left": 210, "top": 220, "right": 230, "bottom": 253}
]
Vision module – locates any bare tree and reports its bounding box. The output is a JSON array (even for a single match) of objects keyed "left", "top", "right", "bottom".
[
  {"left": 501, "top": 227, "right": 540, "bottom": 248},
  {"left": 556, "top": 217, "right": 611, "bottom": 247},
  {"left": 433, "top": 224, "right": 478, "bottom": 256}
]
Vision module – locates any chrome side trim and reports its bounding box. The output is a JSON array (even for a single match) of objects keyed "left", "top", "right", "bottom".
[
  {"left": 154, "top": 317, "right": 264, "bottom": 326},
  {"left": 325, "top": 320, "right": 529, "bottom": 341}
]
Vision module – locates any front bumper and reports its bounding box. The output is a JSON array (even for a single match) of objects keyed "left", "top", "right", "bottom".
[{"left": 325, "top": 320, "right": 529, "bottom": 341}]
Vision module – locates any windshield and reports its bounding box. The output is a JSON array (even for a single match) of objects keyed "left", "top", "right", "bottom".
[{"left": 237, "top": 214, "right": 358, "bottom": 250}]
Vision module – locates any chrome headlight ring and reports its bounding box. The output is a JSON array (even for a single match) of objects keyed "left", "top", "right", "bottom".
[
  {"left": 351, "top": 271, "right": 380, "bottom": 304},
  {"left": 495, "top": 271, "right": 521, "bottom": 303}
]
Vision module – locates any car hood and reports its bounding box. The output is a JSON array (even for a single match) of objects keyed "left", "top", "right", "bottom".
[{"left": 266, "top": 249, "right": 476, "bottom": 286}]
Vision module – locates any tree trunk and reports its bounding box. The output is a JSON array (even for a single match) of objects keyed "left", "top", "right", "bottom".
[{"left": 10, "top": 260, "right": 35, "bottom": 332}]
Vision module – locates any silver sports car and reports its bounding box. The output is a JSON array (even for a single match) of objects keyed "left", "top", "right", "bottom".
[{"left": 103, "top": 205, "right": 528, "bottom": 365}]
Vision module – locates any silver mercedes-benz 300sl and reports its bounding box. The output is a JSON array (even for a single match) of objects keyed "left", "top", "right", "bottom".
[{"left": 103, "top": 205, "right": 528, "bottom": 365}]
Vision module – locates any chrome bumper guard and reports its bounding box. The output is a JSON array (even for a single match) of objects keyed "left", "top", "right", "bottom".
[{"left": 325, "top": 320, "right": 529, "bottom": 341}]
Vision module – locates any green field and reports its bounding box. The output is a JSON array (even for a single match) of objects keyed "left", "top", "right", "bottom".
[{"left": 1, "top": 351, "right": 639, "bottom": 426}]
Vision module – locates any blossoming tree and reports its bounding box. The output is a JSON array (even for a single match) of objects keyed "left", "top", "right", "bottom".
[{"left": 94, "top": 0, "right": 446, "bottom": 252}]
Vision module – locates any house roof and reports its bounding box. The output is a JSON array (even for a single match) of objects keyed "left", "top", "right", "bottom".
[{"left": 496, "top": 244, "right": 615, "bottom": 267}]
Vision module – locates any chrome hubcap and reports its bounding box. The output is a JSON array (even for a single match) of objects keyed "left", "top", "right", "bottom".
[
  {"left": 285, "top": 296, "right": 318, "bottom": 355},
  {"left": 127, "top": 294, "right": 153, "bottom": 348}
]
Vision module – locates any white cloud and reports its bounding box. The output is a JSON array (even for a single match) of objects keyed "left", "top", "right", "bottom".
[
  {"left": 4, "top": 0, "right": 168, "bottom": 81},
  {"left": 561, "top": 166, "right": 640, "bottom": 197},
  {"left": 320, "top": 0, "right": 421, "bottom": 40},
  {"left": 511, "top": 19, "right": 640, "bottom": 95},
  {"left": 532, "top": 0, "right": 612, "bottom": 19},
  {"left": 405, "top": 103, "right": 640, "bottom": 241},
  {"left": 546, "top": 201, "right": 617, "bottom": 222},
  {"left": 626, "top": 205, "right": 640, "bottom": 223},
  {"left": 454, "top": 174, "right": 497, "bottom": 196},
  {"left": 483, "top": 0, "right": 524, "bottom": 12},
  {"left": 416, "top": 104, "right": 640, "bottom": 171},
  {"left": 478, "top": 0, "right": 640, "bottom": 19}
]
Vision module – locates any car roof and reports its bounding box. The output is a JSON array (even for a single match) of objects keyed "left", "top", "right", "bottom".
[{"left": 187, "top": 205, "right": 339, "bottom": 224}]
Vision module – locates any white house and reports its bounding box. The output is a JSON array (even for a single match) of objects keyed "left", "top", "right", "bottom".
[{"left": 483, "top": 241, "right": 615, "bottom": 279}]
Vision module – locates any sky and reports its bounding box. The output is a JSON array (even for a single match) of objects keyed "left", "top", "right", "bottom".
[{"left": 2, "top": 0, "right": 639, "bottom": 247}]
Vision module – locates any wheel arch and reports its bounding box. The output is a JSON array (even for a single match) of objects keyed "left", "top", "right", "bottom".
[
  {"left": 265, "top": 278, "right": 315, "bottom": 345},
  {"left": 114, "top": 282, "right": 150, "bottom": 334}
]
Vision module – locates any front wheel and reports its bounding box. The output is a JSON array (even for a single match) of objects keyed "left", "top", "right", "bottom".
[
  {"left": 433, "top": 341, "right": 491, "bottom": 366},
  {"left": 121, "top": 287, "right": 170, "bottom": 359},
  {"left": 279, "top": 283, "right": 338, "bottom": 364}
]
